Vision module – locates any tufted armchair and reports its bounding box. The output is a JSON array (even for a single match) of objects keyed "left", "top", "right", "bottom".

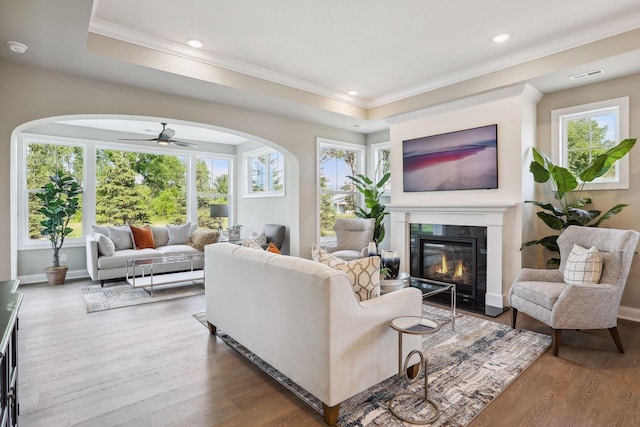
[
  {"left": 509, "top": 225, "right": 639, "bottom": 356},
  {"left": 324, "top": 218, "right": 375, "bottom": 261}
]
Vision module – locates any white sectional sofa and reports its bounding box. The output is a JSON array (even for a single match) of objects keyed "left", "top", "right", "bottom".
[
  {"left": 86, "top": 224, "right": 205, "bottom": 285},
  {"left": 204, "top": 243, "right": 423, "bottom": 425}
]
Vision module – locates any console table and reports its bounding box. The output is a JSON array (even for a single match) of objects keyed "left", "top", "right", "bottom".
[{"left": 0, "top": 280, "right": 21, "bottom": 426}]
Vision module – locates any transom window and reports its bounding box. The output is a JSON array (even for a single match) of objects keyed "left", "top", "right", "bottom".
[{"left": 551, "top": 97, "right": 629, "bottom": 190}]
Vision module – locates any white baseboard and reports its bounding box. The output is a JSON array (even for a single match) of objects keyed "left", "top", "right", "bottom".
[
  {"left": 18, "top": 269, "right": 89, "bottom": 285},
  {"left": 618, "top": 305, "right": 640, "bottom": 323}
]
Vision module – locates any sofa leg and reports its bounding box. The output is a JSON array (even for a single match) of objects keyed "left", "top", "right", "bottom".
[
  {"left": 551, "top": 328, "right": 561, "bottom": 356},
  {"left": 511, "top": 307, "right": 518, "bottom": 328},
  {"left": 207, "top": 322, "right": 217, "bottom": 335},
  {"left": 322, "top": 403, "right": 339, "bottom": 425},
  {"left": 100, "top": 280, "right": 104, "bottom": 287},
  {"left": 609, "top": 327, "right": 624, "bottom": 353}
]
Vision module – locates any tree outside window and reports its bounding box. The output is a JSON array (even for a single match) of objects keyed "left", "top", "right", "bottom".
[
  {"left": 245, "top": 149, "right": 284, "bottom": 196},
  {"left": 197, "top": 157, "right": 230, "bottom": 229}
]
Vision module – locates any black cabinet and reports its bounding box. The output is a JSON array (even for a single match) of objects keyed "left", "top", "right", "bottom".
[{"left": 0, "top": 281, "right": 21, "bottom": 426}]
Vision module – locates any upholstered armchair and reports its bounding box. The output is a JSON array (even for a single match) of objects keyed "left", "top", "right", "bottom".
[
  {"left": 509, "top": 225, "right": 639, "bottom": 356},
  {"left": 324, "top": 218, "right": 375, "bottom": 261},
  {"left": 262, "top": 224, "right": 286, "bottom": 251}
]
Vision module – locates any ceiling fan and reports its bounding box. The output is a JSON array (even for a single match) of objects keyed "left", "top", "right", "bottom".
[{"left": 119, "top": 122, "right": 199, "bottom": 147}]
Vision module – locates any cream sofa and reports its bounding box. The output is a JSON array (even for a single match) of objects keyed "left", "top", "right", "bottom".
[
  {"left": 86, "top": 225, "right": 204, "bottom": 285},
  {"left": 205, "top": 243, "right": 423, "bottom": 425}
]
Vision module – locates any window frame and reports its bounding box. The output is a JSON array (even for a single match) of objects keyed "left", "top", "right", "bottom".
[
  {"left": 551, "top": 96, "right": 630, "bottom": 191},
  {"left": 17, "top": 133, "right": 235, "bottom": 251},
  {"left": 242, "top": 147, "right": 285, "bottom": 198},
  {"left": 317, "top": 137, "right": 365, "bottom": 245},
  {"left": 370, "top": 141, "right": 391, "bottom": 195}
]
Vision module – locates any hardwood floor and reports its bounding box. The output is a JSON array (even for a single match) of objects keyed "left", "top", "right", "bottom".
[{"left": 18, "top": 279, "right": 640, "bottom": 426}]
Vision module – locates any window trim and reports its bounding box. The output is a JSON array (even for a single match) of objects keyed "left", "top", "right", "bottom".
[
  {"left": 370, "top": 141, "right": 391, "bottom": 195},
  {"left": 242, "top": 147, "right": 285, "bottom": 198},
  {"left": 551, "top": 96, "right": 629, "bottom": 191},
  {"left": 317, "top": 137, "right": 365, "bottom": 245}
]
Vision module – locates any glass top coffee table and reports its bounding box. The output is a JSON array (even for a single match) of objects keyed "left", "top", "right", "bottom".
[
  {"left": 126, "top": 253, "right": 204, "bottom": 296},
  {"left": 411, "top": 276, "right": 457, "bottom": 331}
]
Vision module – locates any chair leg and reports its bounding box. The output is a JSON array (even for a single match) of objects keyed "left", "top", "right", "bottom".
[
  {"left": 551, "top": 328, "right": 561, "bottom": 356},
  {"left": 511, "top": 307, "right": 518, "bottom": 328},
  {"left": 609, "top": 327, "right": 624, "bottom": 353}
]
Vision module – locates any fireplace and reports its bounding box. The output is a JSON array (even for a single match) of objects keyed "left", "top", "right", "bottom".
[{"left": 410, "top": 224, "right": 487, "bottom": 313}]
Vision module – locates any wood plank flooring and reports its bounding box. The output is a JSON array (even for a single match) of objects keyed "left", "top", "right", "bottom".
[{"left": 17, "top": 279, "right": 640, "bottom": 426}]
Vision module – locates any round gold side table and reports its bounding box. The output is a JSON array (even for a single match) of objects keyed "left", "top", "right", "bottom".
[{"left": 389, "top": 316, "right": 441, "bottom": 424}]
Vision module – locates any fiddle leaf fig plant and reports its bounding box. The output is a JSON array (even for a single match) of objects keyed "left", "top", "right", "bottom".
[
  {"left": 347, "top": 172, "right": 390, "bottom": 246},
  {"left": 523, "top": 138, "right": 636, "bottom": 267},
  {"left": 36, "top": 171, "right": 82, "bottom": 268}
]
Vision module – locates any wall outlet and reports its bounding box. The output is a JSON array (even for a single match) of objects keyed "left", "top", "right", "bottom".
[{"left": 60, "top": 254, "right": 67, "bottom": 262}]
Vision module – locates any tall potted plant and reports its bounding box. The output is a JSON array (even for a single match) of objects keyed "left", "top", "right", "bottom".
[
  {"left": 36, "top": 171, "right": 82, "bottom": 285},
  {"left": 524, "top": 138, "right": 636, "bottom": 267},
  {"left": 347, "top": 172, "right": 390, "bottom": 247}
]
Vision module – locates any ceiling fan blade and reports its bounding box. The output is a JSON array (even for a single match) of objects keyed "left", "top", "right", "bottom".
[
  {"left": 170, "top": 140, "right": 200, "bottom": 148},
  {"left": 160, "top": 128, "right": 176, "bottom": 139},
  {"left": 118, "top": 137, "right": 158, "bottom": 141}
]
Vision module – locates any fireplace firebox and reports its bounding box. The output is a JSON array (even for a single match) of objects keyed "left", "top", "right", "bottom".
[{"left": 410, "top": 224, "right": 487, "bottom": 313}]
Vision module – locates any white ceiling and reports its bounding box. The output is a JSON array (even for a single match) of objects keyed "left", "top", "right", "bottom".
[{"left": 1, "top": 0, "right": 640, "bottom": 141}]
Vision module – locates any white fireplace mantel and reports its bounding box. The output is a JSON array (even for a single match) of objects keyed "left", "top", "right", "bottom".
[{"left": 388, "top": 203, "right": 517, "bottom": 309}]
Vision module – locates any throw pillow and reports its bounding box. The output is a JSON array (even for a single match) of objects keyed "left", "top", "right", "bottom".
[
  {"left": 130, "top": 224, "right": 156, "bottom": 249},
  {"left": 564, "top": 244, "right": 603, "bottom": 285},
  {"left": 92, "top": 232, "right": 115, "bottom": 257},
  {"left": 242, "top": 239, "right": 264, "bottom": 250},
  {"left": 167, "top": 223, "right": 192, "bottom": 245},
  {"left": 266, "top": 242, "right": 281, "bottom": 254},
  {"left": 92, "top": 225, "right": 109, "bottom": 236},
  {"left": 107, "top": 226, "right": 134, "bottom": 250},
  {"left": 311, "top": 243, "right": 380, "bottom": 301},
  {"left": 249, "top": 229, "right": 267, "bottom": 246},
  {"left": 190, "top": 229, "right": 220, "bottom": 251}
]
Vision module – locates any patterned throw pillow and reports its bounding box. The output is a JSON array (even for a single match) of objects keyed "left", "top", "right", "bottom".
[
  {"left": 242, "top": 239, "right": 264, "bottom": 250},
  {"left": 130, "top": 224, "right": 156, "bottom": 249},
  {"left": 107, "top": 226, "right": 134, "bottom": 250},
  {"left": 563, "top": 244, "right": 603, "bottom": 285},
  {"left": 167, "top": 223, "right": 192, "bottom": 245},
  {"left": 249, "top": 229, "right": 268, "bottom": 246},
  {"left": 311, "top": 243, "right": 380, "bottom": 301}
]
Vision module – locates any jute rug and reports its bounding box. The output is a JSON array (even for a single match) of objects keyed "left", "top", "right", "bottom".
[
  {"left": 83, "top": 282, "right": 204, "bottom": 313},
  {"left": 194, "top": 305, "right": 551, "bottom": 426}
]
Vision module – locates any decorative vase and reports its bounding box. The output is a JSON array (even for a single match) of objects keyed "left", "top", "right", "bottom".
[
  {"left": 381, "top": 250, "right": 400, "bottom": 279},
  {"left": 367, "top": 242, "right": 378, "bottom": 257}
]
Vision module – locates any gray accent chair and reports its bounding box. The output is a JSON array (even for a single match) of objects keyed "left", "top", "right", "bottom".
[
  {"left": 509, "top": 225, "right": 639, "bottom": 356},
  {"left": 262, "top": 224, "right": 286, "bottom": 251},
  {"left": 324, "top": 218, "right": 375, "bottom": 261}
]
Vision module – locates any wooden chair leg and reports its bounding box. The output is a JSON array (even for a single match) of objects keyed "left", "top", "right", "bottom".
[
  {"left": 511, "top": 307, "right": 518, "bottom": 328},
  {"left": 207, "top": 322, "right": 217, "bottom": 335},
  {"left": 322, "top": 403, "right": 340, "bottom": 425},
  {"left": 609, "top": 327, "right": 624, "bottom": 353},
  {"left": 551, "top": 328, "right": 561, "bottom": 356}
]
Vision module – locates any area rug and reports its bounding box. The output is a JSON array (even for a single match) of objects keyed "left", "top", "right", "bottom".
[
  {"left": 193, "top": 305, "right": 551, "bottom": 426},
  {"left": 83, "top": 283, "right": 204, "bottom": 313}
]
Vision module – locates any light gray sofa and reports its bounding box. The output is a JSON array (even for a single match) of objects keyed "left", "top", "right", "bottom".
[
  {"left": 86, "top": 225, "right": 204, "bottom": 285},
  {"left": 205, "top": 243, "right": 423, "bottom": 425}
]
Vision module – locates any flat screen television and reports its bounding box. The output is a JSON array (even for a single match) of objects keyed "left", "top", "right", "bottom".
[{"left": 402, "top": 124, "right": 498, "bottom": 192}]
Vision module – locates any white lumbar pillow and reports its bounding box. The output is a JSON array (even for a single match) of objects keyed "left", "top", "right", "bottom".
[{"left": 564, "top": 244, "right": 603, "bottom": 285}]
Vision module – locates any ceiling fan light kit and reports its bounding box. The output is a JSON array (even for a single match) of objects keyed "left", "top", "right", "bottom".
[{"left": 118, "top": 122, "right": 199, "bottom": 147}]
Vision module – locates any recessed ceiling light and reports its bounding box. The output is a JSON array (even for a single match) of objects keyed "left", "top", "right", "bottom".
[
  {"left": 347, "top": 90, "right": 359, "bottom": 96},
  {"left": 6, "top": 41, "right": 28, "bottom": 54},
  {"left": 187, "top": 39, "right": 203, "bottom": 48},
  {"left": 492, "top": 33, "right": 511, "bottom": 43}
]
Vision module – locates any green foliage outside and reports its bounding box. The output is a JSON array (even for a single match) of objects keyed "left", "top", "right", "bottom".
[
  {"left": 524, "top": 124, "right": 636, "bottom": 268},
  {"left": 347, "top": 172, "right": 390, "bottom": 246},
  {"left": 319, "top": 148, "right": 358, "bottom": 237}
]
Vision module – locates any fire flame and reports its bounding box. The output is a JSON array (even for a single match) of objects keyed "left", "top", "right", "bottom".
[
  {"left": 439, "top": 253, "right": 448, "bottom": 274},
  {"left": 453, "top": 260, "right": 464, "bottom": 278}
]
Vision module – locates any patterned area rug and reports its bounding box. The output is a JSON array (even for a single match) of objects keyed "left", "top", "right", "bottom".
[
  {"left": 83, "top": 283, "right": 204, "bottom": 313},
  {"left": 193, "top": 305, "right": 551, "bottom": 426}
]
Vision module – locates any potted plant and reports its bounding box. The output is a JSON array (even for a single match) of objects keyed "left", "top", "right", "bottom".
[
  {"left": 523, "top": 138, "right": 636, "bottom": 267},
  {"left": 228, "top": 224, "right": 242, "bottom": 241},
  {"left": 347, "top": 172, "right": 390, "bottom": 248},
  {"left": 36, "top": 171, "right": 82, "bottom": 285}
]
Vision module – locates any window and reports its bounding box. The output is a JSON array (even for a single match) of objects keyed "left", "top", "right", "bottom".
[
  {"left": 318, "top": 138, "right": 364, "bottom": 244},
  {"left": 371, "top": 142, "right": 391, "bottom": 193},
  {"left": 196, "top": 156, "right": 231, "bottom": 229},
  {"left": 24, "top": 139, "right": 85, "bottom": 243},
  {"left": 551, "top": 97, "right": 629, "bottom": 190},
  {"left": 243, "top": 148, "right": 285, "bottom": 197}
]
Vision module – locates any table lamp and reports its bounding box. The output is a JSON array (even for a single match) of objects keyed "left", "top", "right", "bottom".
[{"left": 209, "top": 204, "right": 229, "bottom": 232}]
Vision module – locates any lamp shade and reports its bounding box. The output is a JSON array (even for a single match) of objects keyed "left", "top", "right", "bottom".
[{"left": 209, "top": 204, "right": 229, "bottom": 218}]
